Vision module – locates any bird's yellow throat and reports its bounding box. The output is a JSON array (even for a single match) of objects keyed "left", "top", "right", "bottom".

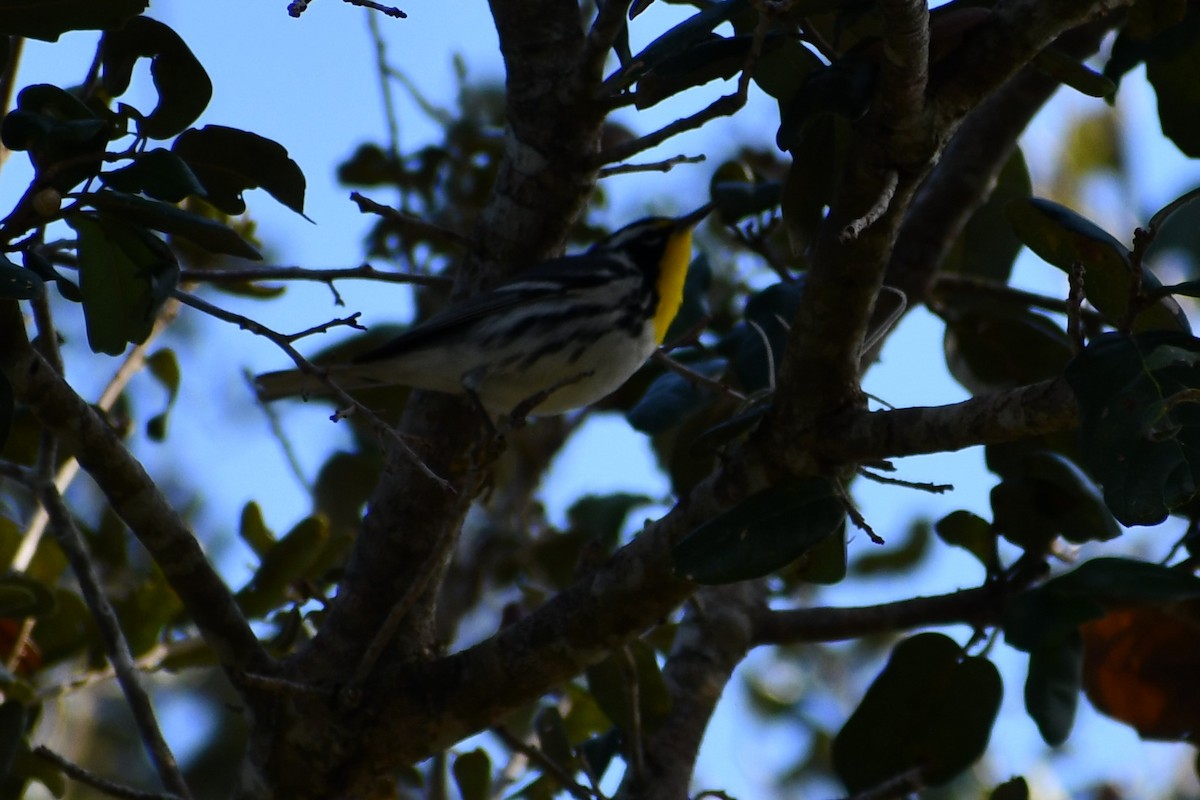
[{"left": 653, "top": 226, "right": 694, "bottom": 344}]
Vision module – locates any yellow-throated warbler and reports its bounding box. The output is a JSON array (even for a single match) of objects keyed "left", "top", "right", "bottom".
[{"left": 254, "top": 206, "right": 711, "bottom": 415}]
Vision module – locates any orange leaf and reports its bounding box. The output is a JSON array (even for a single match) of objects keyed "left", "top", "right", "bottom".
[{"left": 1080, "top": 601, "right": 1200, "bottom": 742}]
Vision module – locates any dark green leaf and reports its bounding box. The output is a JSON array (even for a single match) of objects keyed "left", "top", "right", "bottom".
[
  {"left": 101, "top": 17, "right": 211, "bottom": 139},
  {"left": 1004, "top": 557, "right": 1200, "bottom": 652},
  {"left": 934, "top": 509, "right": 995, "bottom": 566},
  {"left": 990, "top": 451, "right": 1121, "bottom": 549},
  {"left": 944, "top": 305, "right": 1073, "bottom": 395},
  {"left": 777, "top": 58, "right": 875, "bottom": 148},
  {"left": 2, "top": 87, "right": 110, "bottom": 190},
  {"left": 626, "top": 357, "right": 724, "bottom": 434},
  {"left": 577, "top": 730, "right": 619, "bottom": 782},
  {"left": 752, "top": 37, "right": 823, "bottom": 102},
  {"left": 0, "top": 702, "right": 24, "bottom": 778},
  {"left": 1024, "top": 632, "right": 1083, "bottom": 746},
  {"left": 1006, "top": 197, "right": 1188, "bottom": 333},
  {"left": 711, "top": 180, "right": 781, "bottom": 224},
  {"left": 567, "top": 492, "right": 652, "bottom": 550},
  {"left": 989, "top": 777, "right": 1030, "bottom": 800},
  {"left": 942, "top": 148, "right": 1030, "bottom": 283},
  {"left": 673, "top": 478, "right": 844, "bottom": 584},
  {"left": 585, "top": 639, "right": 671, "bottom": 737},
  {"left": 451, "top": 749, "right": 490, "bottom": 800},
  {"left": 173, "top": 125, "right": 306, "bottom": 215},
  {"left": 144, "top": 348, "right": 179, "bottom": 441},
  {"left": 103, "top": 148, "right": 207, "bottom": 203},
  {"left": 0, "top": 0, "right": 146, "bottom": 41},
  {"left": 0, "top": 373, "right": 10, "bottom": 453},
  {"left": 1034, "top": 48, "right": 1116, "bottom": 98},
  {"left": 1065, "top": 332, "right": 1200, "bottom": 524},
  {"left": 0, "top": 575, "right": 56, "bottom": 618},
  {"left": 632, "top": 0, "right": 749, "bottom": 72},
  {"left": 1143, "top": 8, "right": 1200, "bottom": 157},
  {"left": 832, "top": 632, "right": 1002, "bottom": 791},
  {"left": 780, "top": 112, "right": 847, "bottom": 253},
  {"left": 9, "top": 748, "right": 66, "bottom": 797},
  {"left": 80, "top": 190, "right": 260, "bottom": 259},
  {"left": 533, "top": 706, "right": 575, "bottom": 768},
  {"left": 239, "top": 501, "right": 276, "bottom": 559},
  {"left": 0, "top": 255, "right": 42, "bottom": 300},
  {"left": 635, "top": 34, "right": 751, "bottom": 108},
  {"left": 235, "top": 515, "right": 329, "bottom": 619},
  {"left": 718, "top": 280, "right": 805, "bottom": 393},
  {"left": 65, "top": 211, "right": 179, "bottom": 355}
]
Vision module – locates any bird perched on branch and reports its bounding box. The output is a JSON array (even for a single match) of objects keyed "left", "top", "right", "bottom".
[{"left": 255, "top": 205, "right": 711, "bottom": 416}]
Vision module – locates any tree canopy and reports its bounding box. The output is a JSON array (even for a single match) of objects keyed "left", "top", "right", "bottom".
[{"left": 1, "top": 1, "right": 1200, "bottom": 799}]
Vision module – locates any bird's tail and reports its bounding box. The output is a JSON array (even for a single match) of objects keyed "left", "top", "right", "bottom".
[{"left": 253, "top": 368, "right": 331, "bottom": 402}]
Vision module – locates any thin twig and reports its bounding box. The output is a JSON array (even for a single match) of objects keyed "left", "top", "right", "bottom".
[
  {"left": 490, "top": 726, "right": 595, "bottom": 800},
  {"left": 245, "top": 369, "right": 313, "bottom": 494},
  {"left": 0, "top": 36, "right": 24, "bottom": 172},
  {"left": 338, "top": 525, "right": 458, "bottom": 707},
  {"left": 841, "top": 766, "right": 924, "bottom": 800},
  {"left": 10, "top": 300, "right": 180, "bottom": 574},
  {"left": 343, "top": 0, "right": 406, "bottom": 17},
  {"left": 840, "top": 169, "right": 899, "bottom": 242},
  {"left": 350, "top": 192, "right": 472, "bottom": 250},
  {"left": 173, "top": 290, "right": 449, "bottom": 489},
  {"left": 32, "top": 747, "right": 180, "bottom": 800},
  {"left": 857, "top": 469, "right": 952, "bottom": 493},
  {"left": 179, "top": 264, "right": 451, "bottom": 289},
  {"left": 651, "top": 350, "right": 745, "bottom": 402},
  {"left": 38, "top": 485, "right": 192, "bottom": 799},
  {"left": 598, "top": 153, "right": 706, "bottom": 178},
  {"left": 594, "top": 1, "right": 774, "bottom": 166},
  {"left": 1067, "top": 261, "right": 1085, "bottom": 350},
  {"left": 933, "top": 273, "right": 1107, "bottom": 326}
]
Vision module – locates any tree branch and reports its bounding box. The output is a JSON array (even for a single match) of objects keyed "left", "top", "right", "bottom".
[
  {"left": 0, "top": 300, "right": 272, "bottom": 683},
  {"left": 33, "top": 746, "right": 181, "bottom": 800},
  {"left": 804, "top": 376, "right": 1078, "bottom": 464},
  {"left": 179, "top": 263, "right": 451, "bottom": 289},
  {"left": 615, "top": 583, "right": 766, "bottom": 800},
  {"left": 39, "top": 484, "right": 192, "bottom": 800}
]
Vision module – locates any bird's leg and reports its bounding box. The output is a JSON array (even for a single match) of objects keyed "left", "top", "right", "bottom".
[{"left": 502, "top": 370, "right": 595, "bottom": 432}]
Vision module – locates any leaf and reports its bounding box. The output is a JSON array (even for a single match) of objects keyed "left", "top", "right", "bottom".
[
  {"left": 832, "top": 632, "right": 1002, "bottom": 791},
  {"left": 0, "top": 0, "right": 146, "bottom": 41},
  {"left": 1034, "top": 47, "right": 1116, "bottom": 98},
  {"left": 65, "top": 212, "right": 179, "bottom": 355},
  {"left": 1004, "top": 558, "right": 1200, "bottom": 652},
  {"left": 1080, "top": 601, "right": 1200, "bottom": 742},
  {"left": 717, "top": 280, "right": 805, "bottom": 393},
  {"left": 144, "top": 348, "right": 180, "bottom": 441},
  {"left": 934, "top": 510, "right": 995, "bottom": 566},
  {"left": 989, "top": 777, "right": 1030, "bottom": 800},
  {"left": 1143, "top": 7, "right": 1200, "bottom": 157},
  {"left": 1006, "top": 197, "right": 1188, "bottom": 333},
  {"left": 0, "top": 373, "right": 10, "bottom": 454},
  {"left": 943, "top": 305, "right": 1073, "bottom": 395},
  {"left": 941, "top": 148, "right": 1030, "bottom": 283},
  {"left": 100, "top": 17, "right": 212, "bottom": 139},
  {"left": 80, "top": 190, "right": 260, "bottom": 259},
  {"left": 1065, "top": 332, "right": 1200, "bottom": 525},
  {"left": 632, "top": 0, "right": 749, "bottom": 73},
  {"left": 2, "top": 85, "right": 111, "bottom": 190},
  {"left": 0, "top": 702, "right": 24, "bottom": 778},
  {"left": 990, "top": 451, "right": 1121, "bottom": 550},
  {"left": 672, "top": 478, "right": 844, "bottom": 584},
  {"left": 0, "top": 255, "right": 42, "bottom": 300},
  {"left": 451, "top": 749, "right": 491, "bottom": 800},
  {"left": 626, "top": 357, "right": 724, "bottom": 434},
  {"left": 235, "top": 515, "right": 330, "bottom": 619},
  {"left": 102, "top": 148, "right": 207, "bottom": 203},
  {"left": 1024, "top": 632, "right": 1083, "bottom": 746},
  {"left": 710, "top": 180, "right": 782, "bottom": 224},
  {"left": 533, "top": 706, "right": 575, "bottom": 768},
  {"left": 752, "top": 36, "right": 823, "bottom": 102},
  {"left": 585, "top": 639, "right": 671, "bottom": 738},
  {"left": 173, "top": 125, "right": 306, "bottom": 216},
  {"left": 0, "top": 575, "right": 56, "bottom": 618},
  {"left": 239, "top": 501, "right": 276, "bottom": 559},
  {"left": 566, "top": 492, "right": 652, "bottom": 550}
]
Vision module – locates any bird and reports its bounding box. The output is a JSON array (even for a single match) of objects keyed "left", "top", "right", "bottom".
[{"left": 254, "top": 206, "right": 711, "bottom": 416}]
